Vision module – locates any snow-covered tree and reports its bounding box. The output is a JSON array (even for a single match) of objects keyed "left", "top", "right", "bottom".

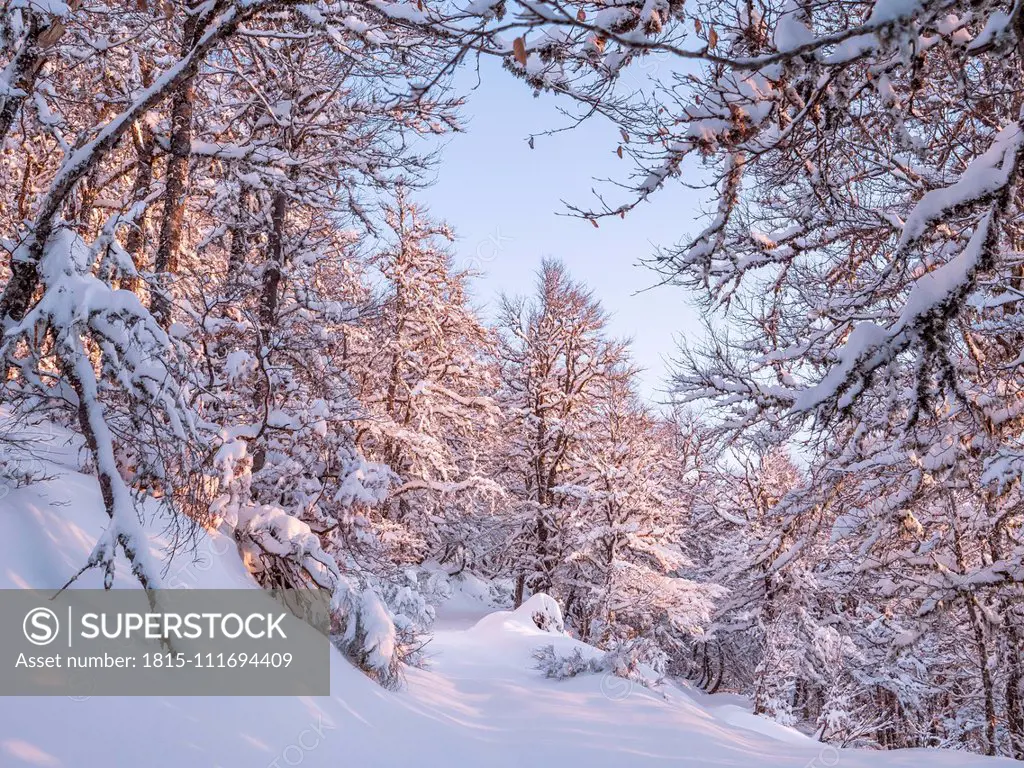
[
  {"left": 558, "top": 374, "right": 719, "bottom": 662},
  {"left": 495, "top": 258, "right": 631, "bottom": 605},
  {"left": 354, "top": 192, "right": 502, "bottom": 566}
]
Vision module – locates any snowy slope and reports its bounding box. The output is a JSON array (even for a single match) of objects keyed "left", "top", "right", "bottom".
[{"left": 0, "top": 423, "right": 1016, "bottom": 768}]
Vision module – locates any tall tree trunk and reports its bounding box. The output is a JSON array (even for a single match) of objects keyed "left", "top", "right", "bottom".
[
  {"left": 532, "top": 510, "right": 552, "bottom": 594},
  {"left": 123, "top": 134, "right": 155, "bottom": 293},
  {"left": 954, "top": 523, "right": 997, "bottom": 756},
  {"left": 152, "top": 6, "right": 202, "bottom": 326},
  {"left": 17, "top": 154, "right": 34, "bottom": 221},
  {"left": 513, "top": 573, "right": 526, "bottom": 608},
  {"left": 967, "top": 596, "right": 998, "bottom": 756},
  {"left": 0, "top": 12, "right": 54, "bottom": 146},
  {"left": 258, "top": 187, "right": 288, "bottom": 336},
  {"left": 1006, "top": 622, "right": 1024, "bottom": 760},
  {"left": 251, "top": 184, "right": 289, "bottom": 473},
  {"left": 990, "top": 517, "right": 1024, "bottom": 759},
  {"left": 123, "top": 66, "right": 156, "bottom": 296},
  {"left": 706, "top": 643, "right": 724, "bottom": 694},
  {"left": 75, "top": 171, "right": 100, "bottom": 237},
  {"left": 225, "top": 184, "right": 252, "bottom": 289}
]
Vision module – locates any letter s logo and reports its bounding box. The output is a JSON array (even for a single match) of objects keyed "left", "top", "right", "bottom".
[{"left": 23, "top": 607, "right": 60, "bottom": 646}]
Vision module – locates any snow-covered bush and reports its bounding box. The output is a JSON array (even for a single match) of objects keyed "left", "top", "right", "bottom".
[
  {"left": 533, "top": 645, "right": 603, "bottom": 679},
  {"left": 527, "top": 593, "right": 566, "bottom": 634},
  {"left": 232, "top": 502, "right": 431, "bottom": 688},
  {"left": 601, "top": 638, "right": 668, "bottom": 688},
  {"left": 533, "top": 638, "right": 664, "bottom": 690},
  {"left": 212, "top": 427, "right": 432, "bottom": 688}
]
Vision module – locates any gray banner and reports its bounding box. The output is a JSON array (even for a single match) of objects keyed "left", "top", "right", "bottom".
[{"left": 0, "top": 589, "right": 330, "bottom": 696}]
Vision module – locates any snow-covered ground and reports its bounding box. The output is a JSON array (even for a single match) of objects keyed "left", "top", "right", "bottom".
[{"left": 0, "top": 422, "right": 1016, "bottom": 767}]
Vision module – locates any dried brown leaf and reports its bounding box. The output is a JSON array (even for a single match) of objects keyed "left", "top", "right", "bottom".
[{"left": 513, "top": 37, "right": 528, "bottom": 66}]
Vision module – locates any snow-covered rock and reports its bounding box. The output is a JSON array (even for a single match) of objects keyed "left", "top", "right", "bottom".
[{"left": 471, "top": 592, "right": 566, "bottom": 636}]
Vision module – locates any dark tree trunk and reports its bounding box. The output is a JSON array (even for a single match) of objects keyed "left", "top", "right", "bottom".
[
  {"left": 225, "top": 184, "right": 252, "bottom": 288},
  {"left": 0, "top": 260, "right": 40, "bottom": 325},
  {"left": 258, "top": 188, "right": 288, "bottom": 336},
  {"left": 0, "top": 13, "right": 51, "bottom": 147},
  {"left": 251, "top": 183, "right": 289, "bottom": 474},
  {"left": 152, "top": 8, "right": 202, "bottom": 326},
  {"left": 75, "top": 172, "right": 100, "bottom": 237},
  {"left": 991, "top": 525, "right": 1023, "bottom": 759},
  {"left": 530, "top": 511, "right": 553, "bottom": 595},
  {"left": 707, "top": 643, "right": 725, "bottom": 693},
  {"left": 969, "top": 602, "right": 997, "bottom": 756},
  {"left": 1007, "top": 625, "right": 1024, "bottom": 760},
  {"left": 123, "top": 66, "right": 156, "bottom": 295},
  {"left": 955, "top": 524, "right": 997, "bottom": 756}
]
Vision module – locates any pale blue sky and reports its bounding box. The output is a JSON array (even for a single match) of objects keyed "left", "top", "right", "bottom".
[{"left": 426, "top": 60, "right": 707, "bottom": 402}]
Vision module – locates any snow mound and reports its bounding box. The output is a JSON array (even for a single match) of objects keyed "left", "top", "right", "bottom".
[{"left": 470, "top": 592, "right": 565, "bottom": 636}]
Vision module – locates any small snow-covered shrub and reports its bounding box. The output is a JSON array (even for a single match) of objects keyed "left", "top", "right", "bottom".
[
  {"left": 233, "top": 504, "right": 433, "bottom": 688},
  {"left": 234, "top": 507, "right": 425, "bottom": 689},
  {"left": 532, "top": 637, "right": 664, "bottom": 690},
  {"left": 601, "top": 637, "right": 667, "bottom": 688},
  {"left": 211, "top": 428, "right": 428, "bottom": 687},
  {"left": 533, "top": 645, "right": 604, "bottom": 679},
  {"left": 332, "top": 582, "right": 404, "bottom": 688},
  {"left": 234, "top": 504, "right": 339, "bottom": 591}
]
